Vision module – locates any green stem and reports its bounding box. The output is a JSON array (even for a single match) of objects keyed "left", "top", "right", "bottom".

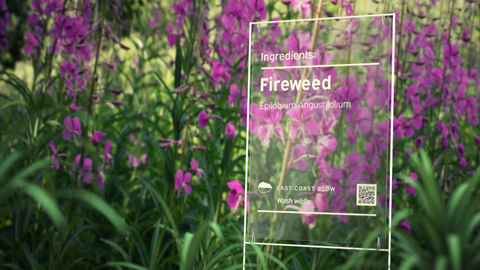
[{"left": 54, "top": 1, "right": 107, "bottom": 268}]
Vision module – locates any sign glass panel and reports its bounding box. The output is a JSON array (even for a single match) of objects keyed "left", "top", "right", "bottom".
[{"left": 245, "top": 14, "right": 395, "bottom": 250}]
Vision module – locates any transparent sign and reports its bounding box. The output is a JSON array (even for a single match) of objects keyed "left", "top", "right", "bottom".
[{"left": 244, "top": 14, "right": 395, "bottom": 255}]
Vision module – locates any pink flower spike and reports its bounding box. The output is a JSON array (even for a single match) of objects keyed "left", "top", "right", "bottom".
[
  {"left": 141, "top": 154, "right": 147, "bottom": 164},
  {"left": 225, "top": 121, "right": 237, "bottom": 138},
  {"left": 175, "top": 169, "right": 192, "bottom": 197}
]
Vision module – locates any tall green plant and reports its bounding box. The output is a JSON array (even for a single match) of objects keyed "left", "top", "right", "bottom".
[{"left": 394, "top": 149, "right": 480, "bottom": 270}]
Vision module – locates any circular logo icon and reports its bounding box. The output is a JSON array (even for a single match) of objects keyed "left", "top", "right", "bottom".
[{"left": 258, "top": 182, "right": 272, "bottom": 194}]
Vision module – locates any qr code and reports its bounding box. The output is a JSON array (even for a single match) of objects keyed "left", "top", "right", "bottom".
[{"left": 356, "top": 184, "right": 377, "bottom": 206}]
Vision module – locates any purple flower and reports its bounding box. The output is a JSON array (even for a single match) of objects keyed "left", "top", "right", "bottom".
[
  {"left": 60, "top": 61, "right": 77, "bottom": 78},
  {"left": 173, "top": 0, "right": 193, "bottom": 19},
  {"left": 158, "top": 137, "right": 182, "bottom": 148},
  {"left": 128, "top": 155, "right": 140, "bottom": 168},
  {"left": 227, "top": 180, "right": 246, "bottom": 213},
  {"left": 187, "top": 146, "right": 206, "bottom": 151},
  {"left": 462, "top": 28, "right": 470, "bottom": 43},
  {"left": 289, "top": 144, "right": 308, "bottom": 170},
  {"left": 403, "top": 119, "right": 414, "bottom": 138},
  {"left": 141, "top": 154, "right": 147, "bottom": 164},
  {"left": 290, "top": 0, "right": 311, "bottom": 18},
  {"left": 406, "top": 173, "right": 418, "bottom": 195},
  {"left": 414, "top": 136, "right": 424, "bottom": 147},
  {"left": 474, "top": 136, "right": 480, "bottom": 147},
  {"left": 250, "top": 103, "right": 284, "bottom": 146},
  {"left": 316, "top": 135, "right": 337, "bottom": 160},
  {"left": 393, "top": 115, "right": 404, "bottom": 138},
  {"left": 354, "top": 107, "right": 372, "bottom": 133},
  {"left": 313, "top": 192, "right": 328, "bottom": 212},
  {"left": 190, "top": 159, "right": 203, "bottom": 178},
  {"left": 23, "top": 31, "right": 39, "bottom": 55},
  {"left": 49, "top": 140, "right": 60, "bottom": 173},
  {"left": 287, "top": 104, "right": 318, "bottom": 142},
  {"left": 399, "top": 221, "right": 411, "bottom": 234},
  {"left": 451, "top": 123, "right": 460, "bottom": 141},
  {"left": 247, "top": 0, "right": 267, "bottom": 20},
  {"left": 228, "top": 84, "right": 246, "bottom": 106},
  {"left": 96, "top": 166, "right": 105, "bottom": 190},
  {"left": 443, "top": 44, "right": 461, "bottom": 67},
  {"left": 73, "top": 155, "right": 93, "bottom": 183},
  {"left": 225, "top": 121, "right": 237, "bottom": 138},
  {"left": 90, "top": 129, "right": 106, "bottom": 145},
  {"left": 104, "top": 141, "right": 113, "bottom": 165},
  {"left": 70, "top": 103, "right": 83, "bottom": 112},
  {"left": 62, "top": 117, "right": 82, "bottom": 141},
  {"left": 198, "top": 111, "right": 210, "bottom": 129},
  {"left": 332, "top": 196, "right": 347, "bottom": 223},
  {"left": 456, "top": 143, "right": 465, "bottom": 158},
  {"left": 412, "top": 105, "right": 425, "bottom": 129},
  {"left": 175, "top": 169, "right": 192, "bottom": 197},
  {"left": 300, "top": 203, "right": 316, "bottom": 230},
  {"left": 459, "top": 158, "right": 467, "bottom": 168}
]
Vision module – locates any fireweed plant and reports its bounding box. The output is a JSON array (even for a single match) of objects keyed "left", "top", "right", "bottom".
[{"left": 0, "top": 0, "right": 479, "bottom": 269}]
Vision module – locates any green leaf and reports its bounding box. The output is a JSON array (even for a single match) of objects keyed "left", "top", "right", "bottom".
[
  {"left": 0, "top": 151, "right": 23, "bottom": 181},
  {"left": 9, "top": 182, "right": 65, "bottom": 231},
  {"left": 101, "top": 238, "right": 131, "bottom": 263},
  {"left": 58, "top": 189, "right": 127, "bottom": 234},
  {"left": 183, "top": 221, "right": 225, "bottom": 270},
  {"left": 0, "top": 100, "right": 29, "bottom": 110},
  {"left": 434, "top": 256, "right": 447, "bottom": 270},
  {"left": 106, "top": 262, "right": 149, "bottom": 270},
  {"left": 447, "top": 234, "right": 461, "bottom": 270},
  {"left": 22, "top": 242, "right": 37, "bottom": 270},
  {"left": 140, "top": 179, "right": 179, "bottom": 240},
  {"left": 174, "top": 41, "right": 183, "bottom": 88},
  {"left": 203, "top": 243, "right": 244, "bottom": 269}
]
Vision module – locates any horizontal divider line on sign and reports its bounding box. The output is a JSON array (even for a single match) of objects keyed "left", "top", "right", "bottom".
[
  {"left": 250, "top": 13, "right": 395, "bottom": 25},
  {"left": 261, "top": 62, "right": 379, "bottom": 70},
  {"left": 257, "top": 210, "right": 376, "bottom": 216},
  {"left": 244, "top": 242, "right": 389, "bottom": 252}
]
